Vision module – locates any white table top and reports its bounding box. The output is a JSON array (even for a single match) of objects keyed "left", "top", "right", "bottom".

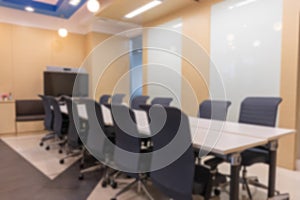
[
  {"left": 189, "top": 117, "right": 294, "bottom": 141},
  {"left": 60, "top": 104, "right": 291, "bottom": 155},
  {"left": 190, "top": 126, "right": 267, "bottom": 155}
]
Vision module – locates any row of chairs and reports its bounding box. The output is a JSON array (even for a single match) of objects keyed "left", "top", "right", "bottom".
[{"left": 38, "top": 94, "right": 283, "bottom": 200}]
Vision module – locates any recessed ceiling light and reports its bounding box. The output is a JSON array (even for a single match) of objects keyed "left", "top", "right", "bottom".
[
  {"left": 125, "top": 0, "right": 162, "bottom": 19},
  {"left": 69, "top": 0, "right": 81, "bottom": 6},
  {"left": 87, "top": 0, "right": 100, "bottom": 13},
  {"left": 58, "top": 28, "right": 68, "bottom": 38},
  {"left": 25, "top": 6, "right": 35, "bottom": 12}
]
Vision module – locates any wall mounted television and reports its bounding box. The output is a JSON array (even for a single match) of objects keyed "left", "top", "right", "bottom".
[{"left": 44, "top": 71, "right": 89, "bottom": 97}]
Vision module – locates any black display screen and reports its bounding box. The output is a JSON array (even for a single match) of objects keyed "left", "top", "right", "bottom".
[{"left": 44, "top": 72, "right": 89, "bottom": 97}]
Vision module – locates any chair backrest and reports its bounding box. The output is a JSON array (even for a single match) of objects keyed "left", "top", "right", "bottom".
[
  {"left": 149, "top": 106, "right": 194, "bottom": 200},
  {"left": 99, "top": 94, "right": 111, "bottom": 105},
  {"left": 111, "top": 105, "right": 142, "bottom": 175},
  {"left": 151, "top": 97, "right": 173, "bottom": 106},
  {"left": 48, "top": 96, "right": 66, "bottom": 137},
  {"left": 239, "top": 97, "right": 282, "bottom": 127},
  {"left": 111, "top": 94, "right": 126, "bottom": 104},
  {"left": 130, "top": 95, "right": 149, "bottom": 110},
  {"left": 198, "top": 100, "right": 232, "bottom": 121},
  {"left": 64, "top": 97, "right": 81, "bottom": 148},
  {"left": 74, "top": 99, "right": 110, "bottom": 162},
  {"left": 38, "top": 95, "right": 53, "bottom": 130}
]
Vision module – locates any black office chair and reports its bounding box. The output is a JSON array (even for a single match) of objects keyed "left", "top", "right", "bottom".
[
  {"left": 204, "top": 97, "right": 283, "bottom": 199},
  {"left": 45, "top": 96, "right": 69, "bottom": 153},
  {"left": 238, "top": 97, "right": 282, "bottom": 199},
  {"left": 75, "top": 99, "right": 115, "bottom": 187},
  {"left": 59, "top": 97, "right": 85, "bottom": 165},
  {"left": 150, "top": 97, "right": 173, "bottom": 106},
  {"left": 130, "top": 95, "right": 149, "bottom": 110},
  {"left": 38, "top": 94, "right": 54, "bottom": 146},
  {"left": 111, "top": 94, "right": 126, "bottom": 104},
  {"left": 197, "top": 100, "right": 232, "bottom": 195},
  {"left": 149, "top": 106, "right": 213, "bottom": 200},
  {"left": 198, "top": 100, "right": 232, "bottom": 121},
  {"left": 99, "top": 94, "right": 111, "bottom": 105},
  {"left": 110, "top": 105, "right": 153, "bottom": 200}
]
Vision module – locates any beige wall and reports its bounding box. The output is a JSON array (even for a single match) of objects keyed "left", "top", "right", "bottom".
[
  {"left": 85, "top": 32, "right": 111, "bottom": 55},
  {"left": 0, "top": 22, "right": 86, "bottom": 100},
  {"left": 279, "top": 0, "right": 300, "bottom": 168},
  {"left": 144, "top": 0, "right": 300, "bottom": 169},
  {"left": 83, "top": 32, "right": 130, "bottom": 101}
]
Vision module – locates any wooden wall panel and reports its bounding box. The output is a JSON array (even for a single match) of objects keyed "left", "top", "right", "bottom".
[{"left": 0, "top": 23, "right": 13, "bottom": 94}]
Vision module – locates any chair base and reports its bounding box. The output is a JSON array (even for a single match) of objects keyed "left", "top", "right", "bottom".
[{"left": 111, "top": 177, "right": 154, "bottom": 200}]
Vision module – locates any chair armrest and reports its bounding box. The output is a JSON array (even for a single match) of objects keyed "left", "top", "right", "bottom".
[{"left": 204, "top": 157, "right": 225, "bottom": 170}]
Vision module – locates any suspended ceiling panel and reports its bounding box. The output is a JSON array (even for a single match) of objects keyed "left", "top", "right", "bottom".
[{"left": 97, "top": 0, "right": 195, "bottom": 25}]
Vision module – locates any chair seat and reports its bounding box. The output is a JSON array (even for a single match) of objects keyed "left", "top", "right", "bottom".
[{"left": 241, "top": 148, "right": 269, "bottom": 166}]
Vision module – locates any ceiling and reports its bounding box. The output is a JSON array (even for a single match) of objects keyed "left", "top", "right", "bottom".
[
  {"left": 96, "top": 0, "right": 196, "bottom": 25},
  {"left": 0, "top": 0, "right": 197, "bottom": 36},
  {"left": 0, "top": 0, "right": 87, "bottom": 19}
]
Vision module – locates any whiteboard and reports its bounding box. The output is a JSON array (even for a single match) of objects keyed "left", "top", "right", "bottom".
[{"left": 210, "top": 0, "right": 283, "bottom": 121}]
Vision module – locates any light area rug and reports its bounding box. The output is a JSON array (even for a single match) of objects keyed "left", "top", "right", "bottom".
[{"left": 2, "top": 134, "right": 79, "bottom": 180}]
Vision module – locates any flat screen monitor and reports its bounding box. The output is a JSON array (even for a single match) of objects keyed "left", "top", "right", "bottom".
[{"left": 44, "top": 72, "right": 89, "bottom": 97}]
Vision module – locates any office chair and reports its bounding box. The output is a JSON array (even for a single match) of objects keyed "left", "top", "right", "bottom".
[
  {"left": 38, "top": 94, "right": 54, "bottom": 146},
  {"left": 149, "top": 106, "right": 213, "bottom": 200},
  {"left": 238, "top": 97, "right": 282, "bottom": 199},
  {"left": 99, "top": 94, "right": 111, "bottom": 105},
  {"left": 130, "top": 95, "right": 149, "bottom": 110},
  {"left": 111, "top": 94, "right": 126, "bottom": 104},
  {"left": 150, "top": 97, "right": 173, "bottom": 106},
  {"left": 110, "top": 105, "right": 153, "bottom": 200},
  {"left": 59, "top": 97, "right": 85, "bottom": 165},
  {"left": 198, "top": 100, "right": 232, "bottom": 121},
  {"left": 45, "top": 96, "right": 69, "bottom": 153},
  {"left": 75, "top": 99, "right": 115, "bottom": 188},
  {"left": 197, "top": 100, "right": 231, "bottom": 196},
  {"left": 204, "top": 97, "right": 282, "bottom": 199}
]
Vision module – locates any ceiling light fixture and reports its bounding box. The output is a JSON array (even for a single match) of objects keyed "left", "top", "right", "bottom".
[
  {"left": 58, "top": 28, "right": 68, "bottom": 38},
  {"left": 87, "top": 0, "right": 100, "bottom": 13},
  {"left": 69, "top": 0, "right": 81, "bottom": 6},
  {"left": 125, "top": 0, "right": 163, "bottom": 19},
  {"left": 25, "top": 6, "right": 35, "bottom": 12}
]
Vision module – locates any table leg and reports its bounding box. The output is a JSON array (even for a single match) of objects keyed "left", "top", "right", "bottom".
[
  {"left": 230, "top": 153, "right": 241, "bottom": 200},
  {"left": 268, "top": 140, "right": 278, "bottom": 198}
]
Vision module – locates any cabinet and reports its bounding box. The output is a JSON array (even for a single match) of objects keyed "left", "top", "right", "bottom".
[{"left": 0, "top": 101, "right": 16, "bottom": 134}]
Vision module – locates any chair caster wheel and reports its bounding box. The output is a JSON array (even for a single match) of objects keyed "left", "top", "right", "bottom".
[
  {"left": 59, "top": 159, "right": 64, "bottom": 164},
  {"left": 40, "top": 142, "right": 44, "bottom": 147},
  {"left": 45, "top": 146, "right": 50, "bottom": 151},
  {"left": 110, "top": 181, "right": 118, "bottom": 189},
  {"left": 78, "top": 174, "right": 84, "bottom": 180},
  {"left": 58, "top": 149, "right": 63, "bottom": 154},
  {"left": 102, "top": 181, "right": 107, "bottom": 188},
  {"left": 79, "top": 163, "right": 84, "bottom": 169},
  {"left": 214, "top": 189, "right": 221, "bottom": 196}
]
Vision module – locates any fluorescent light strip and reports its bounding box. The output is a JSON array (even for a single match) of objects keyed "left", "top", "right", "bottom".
[
  {"left": 173, "top": 23, "right": 182, "bottom": 29},
  {"left": 125, "top": 0, "right": 162, "bottom": 19}
]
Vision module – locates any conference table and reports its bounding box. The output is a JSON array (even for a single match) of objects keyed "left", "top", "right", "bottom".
[{"left": 60, "top": 104, "right": 294, "bottom": 200}]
